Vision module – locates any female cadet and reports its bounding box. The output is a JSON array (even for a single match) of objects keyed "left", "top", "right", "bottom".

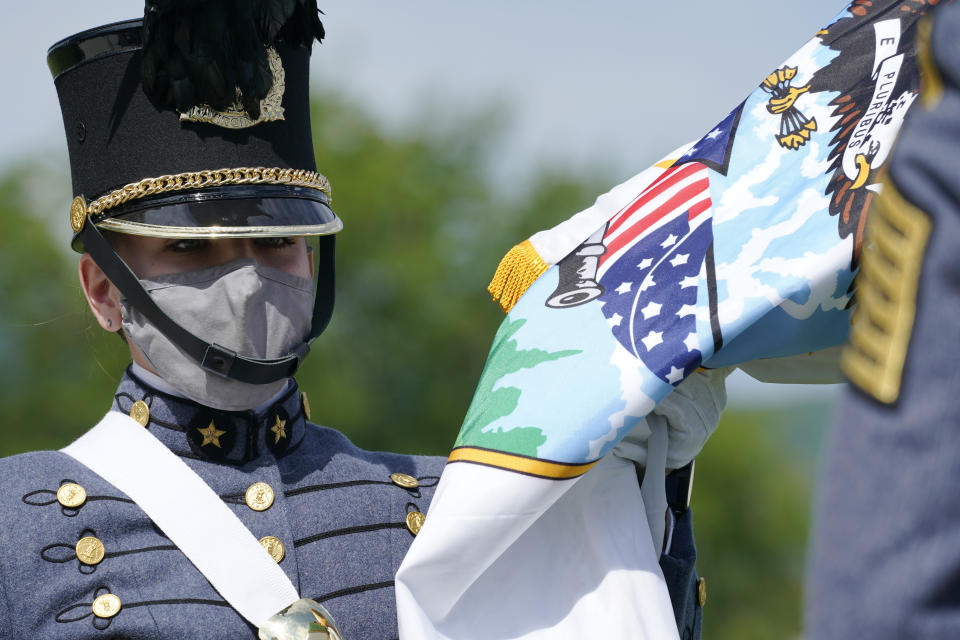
[{"left": 0, "top": 12, "right": 445, "bottom": 640}]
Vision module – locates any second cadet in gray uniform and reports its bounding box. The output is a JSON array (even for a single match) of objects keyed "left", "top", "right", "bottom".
[{"left": 806, "top": 3, "right": 960, "bottom": 637}]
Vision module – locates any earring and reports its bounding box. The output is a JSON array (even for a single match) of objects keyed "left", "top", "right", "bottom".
[{"left": 106, "top": 319, "right": 113, "bottom": 328}]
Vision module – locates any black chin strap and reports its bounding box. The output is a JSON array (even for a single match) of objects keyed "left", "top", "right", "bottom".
[{"left": 79, "top": 218, "right": 335, "bottom": 386}]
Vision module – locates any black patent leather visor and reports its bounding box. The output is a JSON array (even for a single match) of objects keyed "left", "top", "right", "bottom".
[{"left": 71, "top": 187, "right": 341, "bottom": 252}]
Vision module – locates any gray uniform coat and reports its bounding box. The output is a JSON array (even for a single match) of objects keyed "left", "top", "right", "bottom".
[
  {"left": 806, "top": 3, "right": 960, "bottom": 637},
  {"left": 0, "top": 370, "right": 445, "bottom": 639}
]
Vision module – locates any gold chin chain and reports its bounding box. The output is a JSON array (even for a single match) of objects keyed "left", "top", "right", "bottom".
[{"left": 70, "top": 166, "right": 332, "bottom": 232}]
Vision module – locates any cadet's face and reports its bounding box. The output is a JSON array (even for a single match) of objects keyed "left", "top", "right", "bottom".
[
  {"left": 77, "top": 235, "right": 315, "bottom": 373},
  {"left": 110, "top": 235, "right": 313, "bottom": 280}
]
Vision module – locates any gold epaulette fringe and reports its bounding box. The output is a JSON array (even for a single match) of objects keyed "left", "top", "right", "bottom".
[{"left": 487, "top": 239, "right": 549, "bottom": 313}]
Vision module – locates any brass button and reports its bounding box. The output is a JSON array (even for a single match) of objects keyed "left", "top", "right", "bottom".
[
  {"left": 245, "top": 482, "right": 275, "bottom": 511},
  {"left": 405, "top": 510, "right": 426, "bottom": 535},
  {"left": 129, "top": 400, "right": 150, "bottom": 427},
  {"left": 92, "top": 593, "right": 122, "bottom": 619},
  {"left": 69, "top": 195, "right": 87, "bottom": 233},
  {"left": 301, "top": 391, "right": 311, "bottom": 421},
  {"left": 56, "top": 483, "right": 87, "bottom": 508},
  {"left": 390, "top": 473, "right": 419, "bottom": 489},
  {"left": 697, "top": 577, "right": 707, "bottom": 607},
  {"left": 75, "top": 536, "right": 106, "bottom": 565},
  {"left": 259, "top": 536, "right": 285, "bottom": 563}
]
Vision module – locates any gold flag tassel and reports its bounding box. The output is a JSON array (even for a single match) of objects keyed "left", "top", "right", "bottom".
[{"left": 487, "top": 239, "right": 550, "bottom": 313}]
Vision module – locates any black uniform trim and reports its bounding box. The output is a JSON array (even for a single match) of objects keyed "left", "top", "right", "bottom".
[
  {"left": 284, "top": 474, "right": 441, "bottom": 497},
  {"left": 315, "top": 580, "right": 396, "bottom": 603},
  {"left": 294, "top": 523, "right": 406, "bottom": 548},
  {"left": 105, "top": 545, "right": 179, "bottom": 559},
  {"left": 56, "top": 596, "right": 231, "bottom": 626}
]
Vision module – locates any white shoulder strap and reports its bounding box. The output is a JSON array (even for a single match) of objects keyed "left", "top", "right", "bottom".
[{"left": 61, "top": 411, "right": 299, "bottom": 627}]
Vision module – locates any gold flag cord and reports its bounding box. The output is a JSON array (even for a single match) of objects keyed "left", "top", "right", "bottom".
[{"left": 487, "top": 239, "right": 549, "bottom": 313}]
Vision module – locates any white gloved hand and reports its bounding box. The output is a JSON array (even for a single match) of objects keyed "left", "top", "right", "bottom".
[
  {"left": 612, "top": 365, "right": 733, "bottom": 470},
  {"left": 610, "top": 365, "right": 733, "bottom": 554}
]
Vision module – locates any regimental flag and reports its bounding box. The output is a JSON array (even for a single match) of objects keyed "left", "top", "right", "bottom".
[{"left": 396, "top": 2, "right": 948, "bottom": 639}]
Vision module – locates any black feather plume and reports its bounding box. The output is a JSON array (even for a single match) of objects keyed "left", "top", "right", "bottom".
[{"left": 141, "top": 0, "right": 324, "bottom": 116}]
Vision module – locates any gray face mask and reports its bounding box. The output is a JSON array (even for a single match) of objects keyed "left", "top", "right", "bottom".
[{"left": 120, "top": 259, "right": 315, "bottom": 411}]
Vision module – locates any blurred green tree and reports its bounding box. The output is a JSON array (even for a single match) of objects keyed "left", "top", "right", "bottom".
[
  {"left": 694, "top": 408, "right": 823, "bottom": 639},
  {"left": 0, "top": 165, "right": 125, "bottom": 456},
  {"left": 294, "top": 94, "right": 610, "bottom": 455}
]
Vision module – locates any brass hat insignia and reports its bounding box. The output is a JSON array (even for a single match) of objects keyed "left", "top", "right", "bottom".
[{"left": 179, "top": 48, "right": 286, "bottom": 130}]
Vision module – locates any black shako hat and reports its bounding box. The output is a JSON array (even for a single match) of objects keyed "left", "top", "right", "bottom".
[
  {"left": 46, "top": 10, "right": 338, "bottom": 387},
  {"left": 48, "top": 17, "right": 341, "bottom": 250}
]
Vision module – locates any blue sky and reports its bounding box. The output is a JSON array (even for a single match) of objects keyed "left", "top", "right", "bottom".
[{"left": 4, "top": 1, "right": 847, "bottom": 175}]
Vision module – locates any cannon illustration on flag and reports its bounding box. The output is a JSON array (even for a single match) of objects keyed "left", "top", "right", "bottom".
[{"left": 545, "top": 225, "right": 608, "bottom": 308}]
